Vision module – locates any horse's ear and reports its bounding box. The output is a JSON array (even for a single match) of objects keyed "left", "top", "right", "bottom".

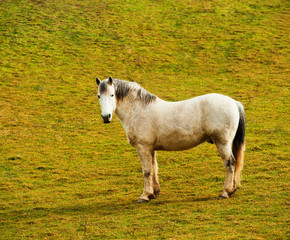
[
  {"left": 108, "top": 76, "right": 113, "bottom": 85},
  {"left": 96, "top": 77, "right": 101, "bottom": 86}
]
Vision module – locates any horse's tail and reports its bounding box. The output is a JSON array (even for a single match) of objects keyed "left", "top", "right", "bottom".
[{"left": 233, "top": 102, "right": 245, "bottom": 188}]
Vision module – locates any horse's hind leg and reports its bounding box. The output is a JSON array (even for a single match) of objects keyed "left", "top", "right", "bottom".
[
  {"left": 216, "top": 142, "right": 236, "bottom": 199},
  {"left": 136, "top": 145, "right": 159, "bottom": 203}
]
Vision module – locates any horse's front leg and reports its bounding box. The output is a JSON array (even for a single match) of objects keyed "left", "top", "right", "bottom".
[
  {"left": 152, "top": 151, "right": 160, "bottom": 198},
  {"left": 136, "top": 146, "right": 159, "bottom": 203}
]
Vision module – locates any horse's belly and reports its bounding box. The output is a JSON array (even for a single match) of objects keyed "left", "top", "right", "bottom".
[{"left": 155, "top": 131, "right": 206, "bottom": 151}]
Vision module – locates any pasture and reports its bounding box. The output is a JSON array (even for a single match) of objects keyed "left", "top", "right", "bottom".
[{"left": 0, "top": 0, "right": 289, "bottom": 239}]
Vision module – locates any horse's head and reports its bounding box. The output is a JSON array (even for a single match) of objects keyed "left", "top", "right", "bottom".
[{"left": 96, "top": 76, "right": 116, "bottom": 123}]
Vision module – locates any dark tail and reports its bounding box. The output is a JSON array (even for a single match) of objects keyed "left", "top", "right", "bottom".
[{"left": 233, "top": 102, "right": 245, "bottom": 187}]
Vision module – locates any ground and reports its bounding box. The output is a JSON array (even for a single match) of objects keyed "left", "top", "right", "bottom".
[{"left": 0, "top": 0, "right": 289, "bottom": 239}]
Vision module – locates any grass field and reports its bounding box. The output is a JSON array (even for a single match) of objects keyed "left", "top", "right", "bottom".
[{"left": 0, "top": 0, "right": 289, "bottom": 239}]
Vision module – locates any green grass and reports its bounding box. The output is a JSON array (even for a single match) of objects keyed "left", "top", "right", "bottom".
[{"left": 0, "top": 0, "right": 289, "bottom": 239}]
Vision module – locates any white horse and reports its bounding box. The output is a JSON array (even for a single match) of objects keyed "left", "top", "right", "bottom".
[{"left": 96, "top": 77, "right": 245, "bottom": 203}]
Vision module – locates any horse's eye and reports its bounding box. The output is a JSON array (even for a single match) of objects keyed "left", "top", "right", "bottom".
[
  {"left": 111, "top": 94, "right": 114, "bottom": 97},
  {"left": 98, "top": 95, "right": 100, "bottom": 98}
]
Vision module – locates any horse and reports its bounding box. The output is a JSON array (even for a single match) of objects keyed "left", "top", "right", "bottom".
[{"left": 95, "top": 76, "right": 245, "bottom": 203}]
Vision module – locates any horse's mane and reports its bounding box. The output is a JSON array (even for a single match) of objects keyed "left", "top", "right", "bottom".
[{"left": 114, "top": 79, "right": 157, "bottom": 105}]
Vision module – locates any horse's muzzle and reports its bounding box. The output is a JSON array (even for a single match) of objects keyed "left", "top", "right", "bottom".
[{"left": 101, "top": 114, "right": 111, "bottom": 123}]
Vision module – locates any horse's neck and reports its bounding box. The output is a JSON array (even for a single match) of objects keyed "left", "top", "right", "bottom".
[{"left": 115, "top": 97, "right": 138, "bottom": 126}]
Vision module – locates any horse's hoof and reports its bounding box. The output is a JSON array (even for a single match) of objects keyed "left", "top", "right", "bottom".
[
  {"left": 154, "top": 189, "right": 160, "bottom": 198},
  {"left": 137, "top": 198, "right": 149, "bottom": 203},
  {"left": 228, "top": 188, "right": 237, "bottom": 197},
  {"left": 218, "top": 192, "right": 229, "bottom": 200}
]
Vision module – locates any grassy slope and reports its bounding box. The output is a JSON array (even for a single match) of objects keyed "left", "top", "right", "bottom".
[{"left": 0, "top": 0, "right": 289, "bottom": 239}]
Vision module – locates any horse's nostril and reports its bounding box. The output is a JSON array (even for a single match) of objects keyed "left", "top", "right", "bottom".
[{"left": 101, "top": 114, "right": 111, "bottom": 123}]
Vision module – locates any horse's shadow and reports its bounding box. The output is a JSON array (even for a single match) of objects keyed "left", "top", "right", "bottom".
[{"left": 48, "top": 195, "right": 214, "bottom": 216}]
